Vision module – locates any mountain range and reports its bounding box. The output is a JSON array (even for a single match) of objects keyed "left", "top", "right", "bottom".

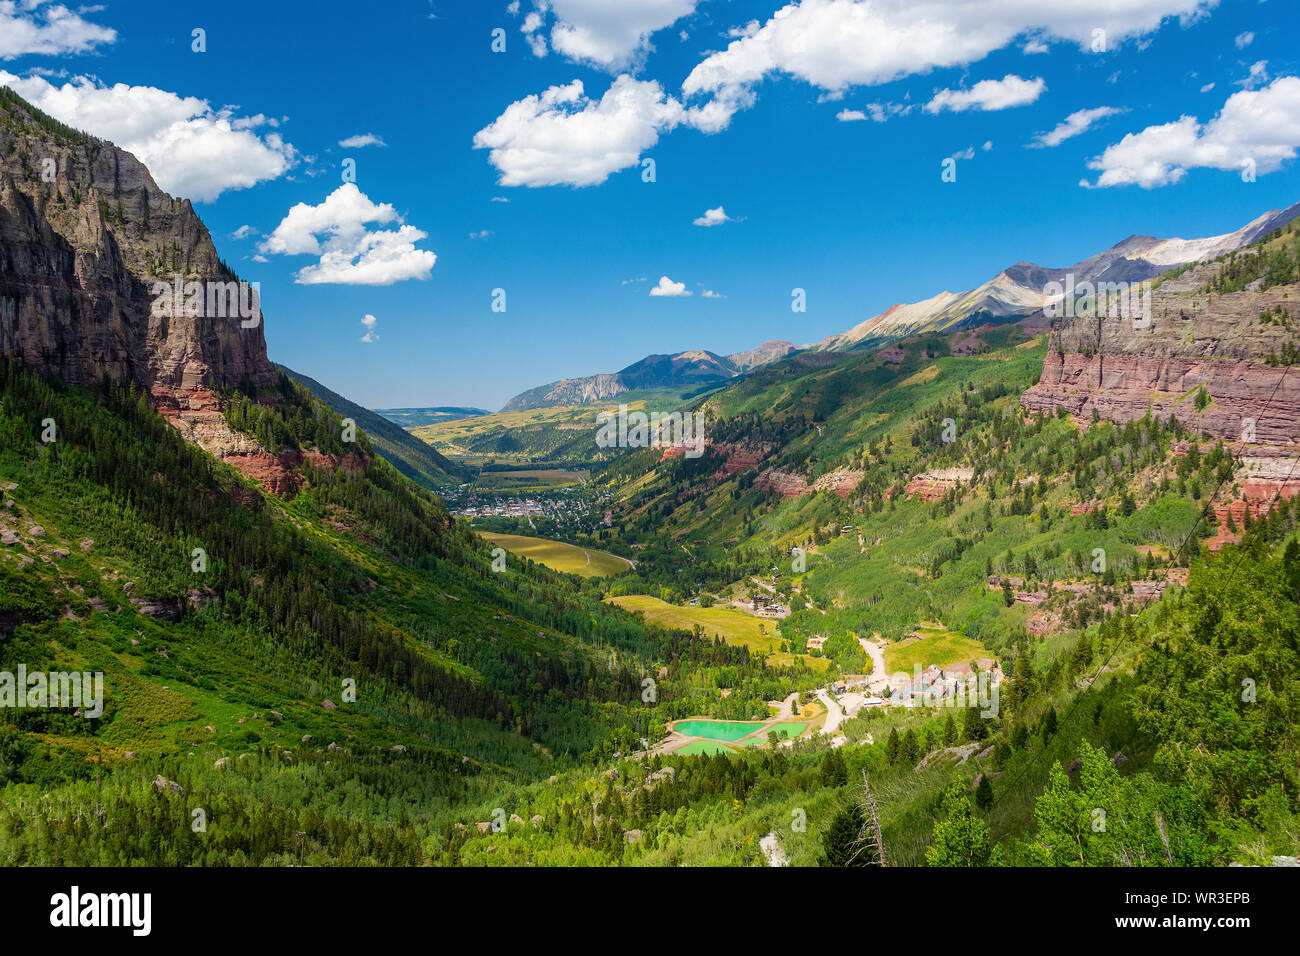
[
  {"left": 501, "top": 201, "right": 1300, "bottom": 412},
  {"left": 501, "top": 340, "right": 799, "bottom": 411}
]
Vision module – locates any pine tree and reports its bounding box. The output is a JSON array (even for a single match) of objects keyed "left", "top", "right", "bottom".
[
  {"left": 1041, "top": 706, "right": 1058, "bottom": 740},
  {"left": 898, "top": 728, "right": 919, "bottom": 766},
  {"left": 822, "top": 803, "right": 874, "bottom": 867},
  {"left": 975, "top": 775, "right": 994, "bottom": 810}
]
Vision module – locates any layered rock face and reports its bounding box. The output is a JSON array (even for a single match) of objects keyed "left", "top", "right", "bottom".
[
  {"left": 0, "top": 92, "right": 297, "bottom": 492},
  {"left": 1021, "top": 253, "right": 1300, "bottom": 549},
  {"left": 1021, "top": 264, "right": 1300, "bottom": 447}
]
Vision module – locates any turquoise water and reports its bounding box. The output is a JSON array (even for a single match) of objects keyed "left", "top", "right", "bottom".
[
  {"left": 673, "top": 719, "right": 765, "bottom": 741},
  {"left": 676, "top": 740, "right": 734, "bottom": 755},
  {"left": 673, "top": 719, "right": 808, "bottom": 745},
  {"left": 766, "top": 722, "right": 808, "bottom": 738}
]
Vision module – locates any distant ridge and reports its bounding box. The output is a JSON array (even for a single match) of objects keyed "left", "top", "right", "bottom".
[
  {"left": 374, "top": 407, "right": 489, "bottom": 428},
  {"left": 502, "top": 340, "right": 798, "bottom": 412},
  {"left": 279, "top": 366, "right": 471, "bottom": 486}
]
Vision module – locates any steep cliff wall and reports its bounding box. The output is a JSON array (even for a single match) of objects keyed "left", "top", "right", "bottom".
[
  {"left": 0, "top": 90, "right": 293, "bottom": 492},
  {"left": 1021, "top": 257, "right": 1300, "bottom": 448}
]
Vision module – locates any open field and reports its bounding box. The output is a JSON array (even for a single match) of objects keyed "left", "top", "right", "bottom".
[
  {"left": 606, "top": 595, "right": 829, "bottom": 671},
  {"left": 883, "top": 624, "right": 996, "bottom": 674},
  {"left": 409, "top": 385, "right": 727, "bottom": 465},
  {"left": 478, "top": 532, "right": 632, "bottom": 578},
  {"left": 474, "top": 468, "right": 588, "bottom": 491}
]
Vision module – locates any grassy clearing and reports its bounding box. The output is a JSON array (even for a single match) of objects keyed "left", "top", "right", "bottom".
[
  {"left": 474, "top": 468, "right": 588, "bottom": 491},
  {"left": 606, "top": 594, "right": 830, "bottom": 671},
  {"left": 883, "top": 624, "right": 995, "bottom": 674},
  {"left": 479, "top": 531, "right": 631, "bottom": 578}
]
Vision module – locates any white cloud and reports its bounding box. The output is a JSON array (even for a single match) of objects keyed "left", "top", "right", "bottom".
[
  {"left": 468, "top": 229, "right": 492, "bottom": 239},
  {"left": 1023, "top": 38, "right": 1050, "bottom": 54},
  {"left": 490, "top": 196, "right": 511, "bottom": 203},
  {"left": 839, "top": 101, "right": 911, "bottom": 123},
  {"left": 1200, "top": 81, "right": 1216, "bottom": 92},
  {"left": 683, "top": 0, "right": 1213, "bottom": 127},
  {"left": 473, "top": 75, "right": 713, "bottom": 187},
  {"left": 1236, "top": 60, "right": 1269, "bottom": 89},
  {"left": 702, "top": 289, "right": 724, "bottom": 298},
  {"left": 649, "top": 275, "right": 690, "bottom": 296},
  {"left": 950, "top": 145, "right": 976, "bottom": 161},
  {"left": 338, "top": 133, "right": 386, "bottom": 148},
  {"left": 1234, "top": 31, "right": 1254, "bottom": 49},
  {"left": 924, "top": 75, "right": 1045, "bottom": 113},
  {"left": 231, "top": 224, "right": 256, "bottom": 240},
  {"left": 361, "top": 314, "right": 379, "bottom": 343},
  {"left": 621, "top": 276, "right": 647, "bottom": 285},
  {"left": 259, "top": 183, "right": 437, "bottom": 285},
  {"left": 692, "top": 205, "right": 734, "bottom": 227},
  {"left": 0, "top": 1, "right": 116, "bottom": 59},
  {"left": 525, "top": 0, "right": 701, "bottom": 71},
  {"left": 0, "top": 70, "right": 297, "bottom": 202},
  {"left": 1083, "top": 76, "right": 1300, "bottom": 188},
  {"left": 1030, "top": 106, "right": 1123, "bottom": 148}
]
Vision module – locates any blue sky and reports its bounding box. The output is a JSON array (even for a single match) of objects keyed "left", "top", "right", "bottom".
[{"left": 2, "top": 0, "right": 1299, "bottom": 410}]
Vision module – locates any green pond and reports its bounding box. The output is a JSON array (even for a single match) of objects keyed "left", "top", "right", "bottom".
[
  {"left": 676, "top": 740, "right": 734, "bottom": 755},
  {"left": 674, "top": 719, "right": 808, "bottom": 747},
  {"left": 673, "top": 720, "right": 767, "bottom": 741}
]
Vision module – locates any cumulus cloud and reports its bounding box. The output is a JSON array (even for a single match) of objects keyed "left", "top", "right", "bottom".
[
  {"left": 259, "top": 183, "right": 437, "bottom": 285},
  {"left": 1234, "top": 31, "right": 1254, "bottom": 49},
  {"left": 0, "top": 70, "right": 297, "bottom": 202},
  {"left": 924, "top": 74, "right": 1045, "bottom": 113},
  {"left": 521, "top": 0, "right": 701, "bottom": 71},
  {"left": 1030, "top": 106, "right": 1124, "bottom": 148},
  {"left": 683, "top": 0, "right": 1213, "bottom": 127},
  {"left": 836, "top": 108, "right": 867, "bottom": 121},
  {"left": 0, "top": 1, "right": 116, "bottom": 59},
  {"left": 473, "top": 75, "right": 714, "bottom": 187},
  {"left": 482, "top": 0, "right": 1213, "bottom": 188},
  {"left": 701, "top": 289, "right": 724, "bottom": 298},
  {"left": 338, "top": 133, "right": 386, "bottom": 148},
  {"left": 649, "top": 275, "right": 690, "bottom": 296},
  {"left": 1083, "top": 76, "right": 1300, "bottom": 188},
  {"left": 361, "top": 314, "right": 379, "bottom": 343},
  {"left": 692, "top": 205, "right": 734, "bottom": 227}
]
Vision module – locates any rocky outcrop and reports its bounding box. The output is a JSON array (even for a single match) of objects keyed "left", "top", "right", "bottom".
[
  {"left": 902, "top": 467, "right": 975, "bottom": 502},
  {"left": 754, "top": 466, "right": 863, "bottom": 499},
  {"left": 1021, "top": 261, "right": 1300, "bottom": 448}
]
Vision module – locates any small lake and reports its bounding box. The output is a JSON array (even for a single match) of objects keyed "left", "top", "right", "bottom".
[{"left": 672, "top": 719, "right": 808, "bottom": 748}]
